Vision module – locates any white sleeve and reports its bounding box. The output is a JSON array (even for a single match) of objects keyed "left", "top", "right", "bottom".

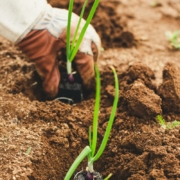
[{"left": 0, "top": 0, "right": 47, "bottom": 44}]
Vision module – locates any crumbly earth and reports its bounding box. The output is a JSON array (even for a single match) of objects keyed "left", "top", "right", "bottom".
[{"left": 1, "top": 0, "right": 180, "bottom": 180}]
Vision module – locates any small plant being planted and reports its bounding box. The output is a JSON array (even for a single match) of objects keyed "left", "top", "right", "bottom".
[
  {"left": 57, "top": 0, "right": 100, "bottom": 104},
  {"left": 64, "top": 65, "right": 119, "bottom": 180}
]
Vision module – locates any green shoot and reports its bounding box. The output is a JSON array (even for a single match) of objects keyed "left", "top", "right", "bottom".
[
  {"left": 23, "top": 147, "right": 32, "bottom": 155},
  {"left": 66, "top": 0, "right": 74, "bottom": 74},
  {"left": 64, "top": 65, "right": 119, "bottom": 180},
  {"left": 88, "top": 126, "right": 92, "bottom": 149},
  {"left": 64, "top": 146, "right": 91, "bottom": 180},
  {"left": 91, "top": 66, "right": 119, "bottom": 163},
  {"left": 69, "top": 0, "right": 100, "bottom": 62},
  {"left": 156, "top": 115, "right": 180, "bottom": 130},
  {"left": 169, "top": 120, "right": 180, "bottom": 129},
  {"left": 150, "top": 1, "right": 160, "bottom": 7},
  {"left": 104, "top": 173, "right": 113, "bottom": 180},
  {"left": 165, "top": 30, "right": 180, "bottom": 49},
  {"left": 67, "top": 0, "right": 74, "bottom": 59},
  {"left": 91, "top": 64, "right": 101, "bottom": 157},
  {"left": 66, "top": 0, "right": 100, "bottom": 74},
  {"left": 71, "top": 0, "right": 88, "bottom": 51},
  {"left": 156, "top": 115, "right": 166, "bottom": 128}
]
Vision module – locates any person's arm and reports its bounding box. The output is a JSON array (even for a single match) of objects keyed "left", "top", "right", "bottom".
[{"left": 0, "top": 0, "right": 47, "bottom": 43}]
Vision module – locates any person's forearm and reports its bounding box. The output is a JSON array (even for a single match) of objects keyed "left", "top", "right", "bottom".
[{"left": 0, "top": 0, "right": 47, "bottom": 44}]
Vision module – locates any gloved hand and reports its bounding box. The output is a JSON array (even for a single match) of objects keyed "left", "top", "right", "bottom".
[{"left": 18, "top": 4, "right": 101, "bottom": 99}]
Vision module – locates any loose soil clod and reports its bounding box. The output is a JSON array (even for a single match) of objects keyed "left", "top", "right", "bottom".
[
  {"left": 158, "top": 62, "right": 180, "bottom": 113},
  {"left": 122, "top": 79, "right": 162, "bottom": 118}
]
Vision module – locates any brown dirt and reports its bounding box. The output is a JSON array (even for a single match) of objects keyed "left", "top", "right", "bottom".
[{"left": 1, "top": 0, "right": 180, "bottom": 180}]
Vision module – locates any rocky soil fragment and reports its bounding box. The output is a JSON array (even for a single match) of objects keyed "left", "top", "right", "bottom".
[
  {"left": 158, "top": 62, "right": 180, "bottom": 113},
  {"left": 122, "top": 79, "right": 162, "bottom": 118},
  {"left": 120, "top": 62, "right": 157, "bottom": 91}
]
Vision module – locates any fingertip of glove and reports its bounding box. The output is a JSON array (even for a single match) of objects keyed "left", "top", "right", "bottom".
[
  {"left": 42, "top": 67, "right": 60, "bottom": 100},
  {"left": 83, "top": 73, "right": 96, "bottom": 90},
  {"left": 43, "top": 84, "right": 59, "bottom": 100}
]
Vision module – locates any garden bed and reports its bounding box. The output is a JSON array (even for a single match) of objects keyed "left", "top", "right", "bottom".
[{"left": 0, "top": 0, "right": 180, "bottom": 179}]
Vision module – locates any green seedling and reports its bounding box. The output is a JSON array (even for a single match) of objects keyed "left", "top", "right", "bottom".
[
  {"left": 156, "top": 115, "right": 166, "bottom": 128},
  {"left": 23, "top": 147, "right": 32, "bottom": 155},
  {"left": 156, "top": 115, "right": 180, "bottom": 130},
  {"left": 165, "top": 30, "right": 180, "bottom": 49},
  {"left": 64, "top": 65, "right": 119, "bottom": 180},
  {"left": 104, "top": 173, "right": 112, "bottom": 180},
  {"left": 150, "top": 1, "right": 161, "bottom": 7},
  {"left": 4, "top": 135, "right": 9, "bottom": 142},
  {"left": 66, "top": 0, "right": 100, "bottom": 75}
]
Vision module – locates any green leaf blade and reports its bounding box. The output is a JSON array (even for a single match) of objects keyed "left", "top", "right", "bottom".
[
  {"left": 67, "top": 0, "right": 74, "bottom": 61},
  {"left": 64, "top": 146, "right": 91, "bottom": 180},
  {"left": 66, "top": 0, "right": 74, "bottom": 74},
  {"left": 71, "top": 0, "right": 88, "bottom": 51},
  {"left": 156, "top": 115, "right": 166, "bottom": 127},
  {"left": 91, "top": 64, "right": 101, "bottom": 157},
  {"left": 93, "top": 66, "right": 119, "bottom": 162},
  {"left": 69, "top": 0, "right": 100, "bottom": 62}
]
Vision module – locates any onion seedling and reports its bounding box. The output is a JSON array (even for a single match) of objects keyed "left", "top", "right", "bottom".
[
  {"left": 64, "top": 65, "right": 119, "bottom": 180},
  {"left": 57, "top": 0, "right": 100, "bottom": 104},
  {"left": 156, "top": 115, "right": 180, "bottom": 130},
  {"left": 66, "top": 0, "right": 100, "bottom": 75},
  {"left": 165, "top": 30, "right": 180, "bottom": 49}
]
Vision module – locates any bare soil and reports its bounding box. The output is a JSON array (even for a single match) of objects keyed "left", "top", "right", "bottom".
[{"left": 1, "top": 0, "right": 180, "bottom": 180}]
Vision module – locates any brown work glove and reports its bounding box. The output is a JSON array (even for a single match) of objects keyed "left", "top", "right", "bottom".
[{"left": 17, "top": 5, "right": 101, "bottom": 99}]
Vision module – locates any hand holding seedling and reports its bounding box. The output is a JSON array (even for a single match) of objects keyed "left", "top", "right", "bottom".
[
  {"left": 0, "top": 0, "right": 101, "bottom": 99},
  {"left": 18, "top": 5, "right": 101, "bottom": 99}
]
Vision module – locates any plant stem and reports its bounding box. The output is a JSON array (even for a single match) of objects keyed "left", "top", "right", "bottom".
[
  {"left": 67, "top": 60, "right": 72, "bottom": 74},
  {"left": 88, "top": 126, "right": 92, "bottom": 149},
  {"left": 64, "top": 146, "right": 91, "bottom": 180},
  {"left": 66, "top": 0, "right": 74, "bottom": 74},
  {"left": 91, "top": 64, "right": 101, "bottom": 157},
  {"left": 92, "top": 66, "right": 119, "bottom": 162},
  {"left": 104, "top": 173, "right": 113, "bottom": 180},
  {"left": 87, "top": 159, "right": 94, "bottom": 172},
  {"left": 71, "top": 0, "right": 88, "bottom": 50},
  {"left": 67, "top": 0, "right": 73, "bottom": 59},
  {"left": 69, "top": 0, "right": 100, "bottom": 62}
]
